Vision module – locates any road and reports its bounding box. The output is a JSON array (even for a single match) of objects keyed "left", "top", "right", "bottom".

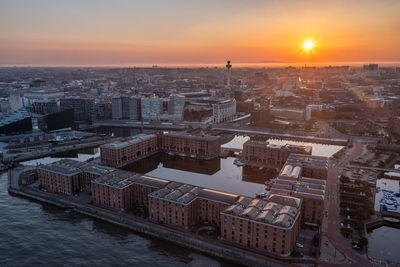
[
  {"left": 320, "top": 141, "right": 372, "bottom": 266},
  {"left": 347, "top": 165, "right": 400, "bottom": 173}
]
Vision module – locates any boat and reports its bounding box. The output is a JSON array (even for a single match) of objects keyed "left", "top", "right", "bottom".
[{"left": 233, "top": 159, "right": 245, "bottom": 167}]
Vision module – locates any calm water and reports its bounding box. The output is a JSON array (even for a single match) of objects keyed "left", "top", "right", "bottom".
[
  {"left": 124, "top": 154, "right": 276, "bottom": 197},
  {"left": 367, "top": 226, "right": 400, "bottom": 264},
  {"left": 0, "top": 172, "right": 230, "bottom": 267},
  {"left": 21, "top": 148, "right": 100, "bottom": 166},
  {"left": 222, "top": 135, "right": 343, "bottom": 157}
]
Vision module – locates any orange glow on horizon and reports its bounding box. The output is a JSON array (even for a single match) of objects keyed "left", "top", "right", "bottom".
[{"left": 0, "top": 1, "right": 399, "bottom": 65}]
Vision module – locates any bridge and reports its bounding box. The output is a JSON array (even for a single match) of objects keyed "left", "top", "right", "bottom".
[{"left": 212, "top": 127, "right": 349, "bottom": 146}]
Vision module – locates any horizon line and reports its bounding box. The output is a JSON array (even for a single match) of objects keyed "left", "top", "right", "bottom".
[{"left": 1, "top": 60, "right": 400, "bottom": 68}]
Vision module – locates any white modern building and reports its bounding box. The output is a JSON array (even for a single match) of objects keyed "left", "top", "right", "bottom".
[
  {"left": 212, "top": 99, "right": 236, "bottom": 123},
  {"left": 305, "top": 104, "right": 323, "bottom": 121},
  {"left": 141, "top": 95, "right": 162, "bottom": 121}
]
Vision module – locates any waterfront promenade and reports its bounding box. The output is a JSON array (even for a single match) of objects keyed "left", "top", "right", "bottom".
[{"left": 7, "top": 168, "right": 314, "bottom": 267}]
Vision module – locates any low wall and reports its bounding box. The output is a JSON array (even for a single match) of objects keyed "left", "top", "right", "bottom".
[{"left": 8, "top": 186, "right": 304, "bottom": 267}]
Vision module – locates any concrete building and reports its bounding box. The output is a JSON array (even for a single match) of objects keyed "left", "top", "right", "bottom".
[
  {"left": 112, "top": 96, "right": 141, "bottom": 120},
  {"left": 305, "top": 105, "right": 323, "bottom": 121},
  {"left": 162, "top": 132, "right": 221, "bottom": 159},
  {"left": 95, "top": 102, "right": 112, "bottom": 120},
  {"left": 271, "top": 107, "right": 305, "bottom": 121},
  {"left": 221, "top": 194, "right": 301, "bottom": 256},
  {"left": 100, "top": 134, "right": 159, "bottom": 168},
  {"left": 141, "top": 95, "right": 162, "bottom": 121},
  {"left": 31, "top": 100, "right": 59, "bottom": 115},
  {"left": 168, "top": 94, "right": 185, "bottom": 121},
  {"left": 60, "top": 98, "right": 95, "bottom": 122},
  {"left": 23, "top": 88, "right": 64, "bottom": 107},
  {"left": 212, "top": 99, "right": 236, "bottom": 123},
  {"left": 8, "top": 94, "right": 23, "bottom": 112},
  {"left": 250, "top": 108, "right": 271, "bottom": 127},
  {"left": 243, "top": 140, "right": 312, "bottom": 167}
]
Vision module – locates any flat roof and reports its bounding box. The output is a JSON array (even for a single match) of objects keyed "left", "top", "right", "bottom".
[
  {"left": 244, "top": 140, "right": 312, "bottom": 154},
  {"left": 38, "top": 162, "right": 82, "bottom": 176},
  {"left": 164, "top": 132, "right": 220, "bottom": 142},
  {"left": 41, "top": 159, "right": 115, "bottom": 177},
  {"left": 100, "top": 134, "right": 158, "bottom": 150}
]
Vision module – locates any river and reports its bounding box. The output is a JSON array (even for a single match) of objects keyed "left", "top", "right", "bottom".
[{"left": 0, "top": 172, "right": 229, "bottom": 267}]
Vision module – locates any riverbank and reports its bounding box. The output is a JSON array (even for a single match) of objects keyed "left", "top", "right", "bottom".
[{"left": 8, "top": 170, "right": 312, "bottom": 267}]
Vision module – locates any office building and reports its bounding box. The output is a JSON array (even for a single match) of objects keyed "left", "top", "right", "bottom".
[
  {"left": 141, "top": 95, "right": 162, "bottom": 121},
  {"left": 168, "top": 94, "right": 185, "bottom": 121},
  {"left": 212, "top": 99, "right": 236, "bottom": 123},
  {"left": 31, "top": 100, "right": 59, "bottom": 115},
  {"left": 112, "top": 96, "right": 141, "bottom": 120},
  {"left": 60, "top": 98, "right": 95, "bottom": 122}
]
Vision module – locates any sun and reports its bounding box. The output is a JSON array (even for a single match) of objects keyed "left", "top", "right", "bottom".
[{"left": 304, "top": 40, "right": 313, "bottom": 50}]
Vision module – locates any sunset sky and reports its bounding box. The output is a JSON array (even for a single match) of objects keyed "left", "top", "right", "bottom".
[{"left": 1, "top": 0, "right": 400, "bottom": 66}]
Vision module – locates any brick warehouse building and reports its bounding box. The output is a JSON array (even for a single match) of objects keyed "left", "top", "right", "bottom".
[
  {"left": 38, "top": 136, "right": 330, "bottom": 256},
  {"left": 100, "top": 133, "right": 159, "bottom": 168},
  {"left": 243, "top": 140, "right": 312, "bottom": 167},
  {"left": 38, "top": 159, "right": 114, "bottom": 195},
  {"left": 264, "top": 153, "right": 328, "bottom": 226},
  {"left": 221, "top": 194, "right": 301, "bottom": 256},
  {"left": 161, "top": 132, "right": 221, "bottom": 159},
  {"left": 91, "top": 170, "right": 169, "bottom": 211},
  {"left": 148, "top": 183, "right": 238, "bottom": 229}
]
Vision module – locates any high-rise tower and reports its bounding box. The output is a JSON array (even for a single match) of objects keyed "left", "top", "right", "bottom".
[{"left": 226, "top": 60, "right": 232, "bottom": 87}]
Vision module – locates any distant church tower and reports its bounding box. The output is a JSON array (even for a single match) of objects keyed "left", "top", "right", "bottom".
[{"left": 226, "top": 60, "right": 232, "bottom": 87}]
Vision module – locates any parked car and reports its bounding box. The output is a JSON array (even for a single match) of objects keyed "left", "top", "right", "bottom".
[{"left": 295, "top": 242, "right": 304, "bottom": 248}]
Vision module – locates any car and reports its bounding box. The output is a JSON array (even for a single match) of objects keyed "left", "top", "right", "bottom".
[{"left": 295, "top": 242, "right": 304, "bottom": 248}]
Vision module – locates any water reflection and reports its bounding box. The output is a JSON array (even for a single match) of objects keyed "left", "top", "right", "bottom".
[
  {"left": 242, "top": 165, "right": 278, "bottom": 184},
  {"left": 124, "top": 153, "right": 268, "bottom": 197},
  {"left": 368, "top": 226, "right": 400, "bottom": 264},
  {"left": 124, "top": 153, "right": 221, "bottom": 176},
  {"left": 21, "top": 147, "right": 100, "bottom": 166}
]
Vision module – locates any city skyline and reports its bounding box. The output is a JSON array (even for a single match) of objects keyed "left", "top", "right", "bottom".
[{"left": 1, "top": 0, "right": 400, "bottom": 66}]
